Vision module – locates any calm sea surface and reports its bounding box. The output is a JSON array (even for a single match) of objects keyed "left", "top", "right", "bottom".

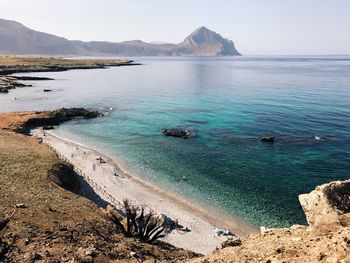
[{"left": 1, "top": 56, "right": 350, "bottom": 227}]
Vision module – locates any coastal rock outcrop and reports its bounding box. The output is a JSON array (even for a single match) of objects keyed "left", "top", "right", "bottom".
[
  {"left": 0, "top": 76, "right": 32, "bottom": 93},
  {"left": 0, "top": 75, "right": 53, "bottom": 93},
  {"left": 19, "top": 108, "right": 101, "bottom": 133},
  {"left": 191, "top": 179, "right": 350, "bottom": 262},
  {"left": 299, "top": 179, "right": 350, "bottom": 234},
  {"left": 162, "top": 129, "right": 195, "bottom": 139}
]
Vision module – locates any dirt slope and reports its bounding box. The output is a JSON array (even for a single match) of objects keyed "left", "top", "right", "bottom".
[{"left": 0, "top": 130, "right": 198, "bottom": 262}]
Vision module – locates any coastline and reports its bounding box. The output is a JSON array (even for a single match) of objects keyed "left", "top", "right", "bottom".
[
  {"left": 33, "top": 128, "right": 257, "bottom": 254},
  {"left": 0, "top": 56, "right": 140, "bottom": 93}
]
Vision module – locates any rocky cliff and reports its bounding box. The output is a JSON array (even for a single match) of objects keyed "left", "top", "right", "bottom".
[
  {"left": 178, "top": 26, "right": 240, "bottom": 56},
  {"left": 191, "top": 180, "right": 350, "bottom": 262}
]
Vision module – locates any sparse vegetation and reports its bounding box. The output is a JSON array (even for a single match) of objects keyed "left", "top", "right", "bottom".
[
  {"left": 0, "top": 211, "right": 15, "bottom": 261},
  {"left": 107, "top": 199, "right": 168, "bottom": 243},
  {"left": 0, "top": 130, "right": 197, "bottom": 262}
]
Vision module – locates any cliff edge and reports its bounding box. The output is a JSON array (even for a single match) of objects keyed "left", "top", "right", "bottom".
[{"left": 190, "top": 180, "right": 350, "bottom": 262}]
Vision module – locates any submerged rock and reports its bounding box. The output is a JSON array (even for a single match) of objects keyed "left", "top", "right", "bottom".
[
  {"left": 261, "top": 136, "right": 275, "bottom": 143},
  {"left": 162, "top": 129, "right": 195, "bottom": 139}
]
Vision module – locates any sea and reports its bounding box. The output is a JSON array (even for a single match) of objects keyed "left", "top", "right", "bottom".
[{"left": 1, "top": 56, "right": 350, "bottom": 228}]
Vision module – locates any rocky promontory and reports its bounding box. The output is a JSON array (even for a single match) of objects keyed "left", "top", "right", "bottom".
[
  {"left": 0, "top": 108, "right": 106, "bottom": 134},
  {"left": 0, "top": 56, "right": 139, "bottom": 93}
]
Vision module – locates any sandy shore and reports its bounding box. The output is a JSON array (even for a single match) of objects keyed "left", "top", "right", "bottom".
[{"left": 33, "top": 129, "right": 257, "bottom": 254}]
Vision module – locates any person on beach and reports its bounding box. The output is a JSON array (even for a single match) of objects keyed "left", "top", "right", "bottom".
[
  {"left": 96, "top": 156, "right": 106, "bottom": 163},
  {"left": 93, "top": 163, "right": 96, "bottom": 171}
]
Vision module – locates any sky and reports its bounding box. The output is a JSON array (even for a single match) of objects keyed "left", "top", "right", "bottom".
[{"left": 0, "top": 0, "right": 349, "bottom": 55}]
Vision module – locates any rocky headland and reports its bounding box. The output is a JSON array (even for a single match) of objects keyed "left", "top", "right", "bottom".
[
  {"left": 0, "top": 56, "right": 138, "bottom": 93},
  {"left": 0, "top": 108, "right": 103, "bottom": 134}
]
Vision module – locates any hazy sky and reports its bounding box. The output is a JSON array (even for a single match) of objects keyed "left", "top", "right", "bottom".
[{"left": 0, "top": 0, "right": 349, "bottom": 55}]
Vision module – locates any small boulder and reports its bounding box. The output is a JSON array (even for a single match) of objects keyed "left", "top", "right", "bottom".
[
  {"left": 221, "top": 237, "right": 242, "bottom": 248},
  {"left": 42, "top": 126, "right": 55, "bottom": 130},
  {"left": 15, "top": 203, "right": 28, "bottom": 208}
]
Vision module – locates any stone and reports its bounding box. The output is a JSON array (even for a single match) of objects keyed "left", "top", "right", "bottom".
[
  {"left": 15, "top": 203, "right": 28, "bottom": 208},
  {"left": 42, "top": 126, "right": 54, "bottom": 130},
  {"left": 221, "top": 237, "right": 242, "bottom": 248}
]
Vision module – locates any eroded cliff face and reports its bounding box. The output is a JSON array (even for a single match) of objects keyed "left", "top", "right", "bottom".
[
  {"left": 191, "top": 180, "right": 350, "bottom": 262},
  {"left": 299, "top": 180, "right": 350, "bottom": 235}
]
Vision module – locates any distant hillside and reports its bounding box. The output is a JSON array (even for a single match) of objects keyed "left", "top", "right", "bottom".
[
  {"left": 0, "top": 18, "right": 79, "bottom": 55},
  {"left": 0, "top": 18, "right": 241, "bottom": 56}
]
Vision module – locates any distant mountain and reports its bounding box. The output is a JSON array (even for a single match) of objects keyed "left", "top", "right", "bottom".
[
  {"left": 0, "top": 18, "right": 79, "bottom": 55},
  {"left": 178, "top": 26, "right": 240, "bottom": 56},
  {"left": 0, "top": 18, "right": 241, "bottom": 56}
]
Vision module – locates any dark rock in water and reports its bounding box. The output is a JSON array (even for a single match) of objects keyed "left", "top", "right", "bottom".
[
  {"left": 162, "top": 129, "right": 194, "bottom": 139},
  {"left": 261, "top": 136, "right": 275, "bottom": 143},
  {"left": 0, "top": 88, "right": 9, "bottom": 93},
  {"left": 47, "top": 162, "right": 80, "bottom": 193},
  {"left": 42, "top": 126, "right": 54, "bottom": 130},
  {"left": 43, "top": 89, "right": 53, "bottom": 92}
]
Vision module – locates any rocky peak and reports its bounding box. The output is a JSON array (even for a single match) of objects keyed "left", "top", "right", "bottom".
[
  {"left": 183, "top": 26, "right": 220, "bottom": 45},
  {"left": 179, "top": 26, "right": 241, "bottom": 56}
]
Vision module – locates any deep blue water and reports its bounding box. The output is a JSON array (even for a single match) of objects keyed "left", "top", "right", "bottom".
[{"left": 1, "top": 56, "right": 350, "bottom": 228}]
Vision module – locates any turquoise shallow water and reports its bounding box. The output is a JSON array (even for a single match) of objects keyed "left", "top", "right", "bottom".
[{"left": 1, "top": 56, "right": 350, "bottom": 227}]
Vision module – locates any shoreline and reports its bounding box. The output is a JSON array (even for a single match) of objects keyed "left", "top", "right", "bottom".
[
  {"left": 33, "top": 128, "right": 257, "bottom": 254},
  {"left": 0, "top": 56, "right": 140, "bottom": 93}
]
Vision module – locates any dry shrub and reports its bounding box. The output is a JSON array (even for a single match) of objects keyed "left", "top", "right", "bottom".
[{"left": 0, "top": 211, "right": 15, "bottom": 261}]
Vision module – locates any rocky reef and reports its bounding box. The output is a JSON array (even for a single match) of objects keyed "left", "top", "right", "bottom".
[{"left": 0, "top": 75, "right": 54, "bottom": 93}]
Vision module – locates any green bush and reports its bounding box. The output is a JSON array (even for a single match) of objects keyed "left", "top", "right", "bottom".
[{"left": 108, "top": 199, "right": 167, "bottom": 243}]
